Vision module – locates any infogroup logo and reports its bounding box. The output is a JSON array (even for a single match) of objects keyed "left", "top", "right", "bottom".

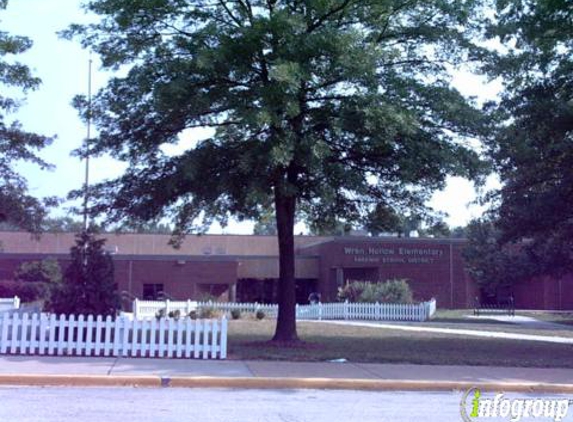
[{"left": 460, "top": 388, "right": 571, "bottom": 422}]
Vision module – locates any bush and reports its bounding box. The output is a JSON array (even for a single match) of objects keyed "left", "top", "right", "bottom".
[
  {"left": 337, "top": 281, "right": 366, "bottom": 302},
  {"left": 187, "top": 310, "right": 198, "bottom": 319},
  {"left": 199, "top": 306, "right": 218, "bottom": 319},
  {"left": 0, "top": 259, "right": 63, "bottom": 305},
  {"left": 197, "top": 293, "right": 219, "bottom": 303},
  {"left": 379, "top": 279, "right": 413, "bottom": 303},
  {"left": 255, "top": 310, "right": 265, "bottom": 320},
  {"left": 168, "top": 309, "right": 181, "bottom": 320},
  {"left": 0, "top": 280, "right": 50, "bottom": 303},
  {"left": 155, "top": 308, "right": 167, "bottom": 320},
  {"left": 230, "top": 309, "right": 241, "bottom": 320},
  {"left": 338, "top": 279, "right": 413, "bottom": 304},
  {"left": 15, "top": 258, "right": 62, "bottom": 285}
]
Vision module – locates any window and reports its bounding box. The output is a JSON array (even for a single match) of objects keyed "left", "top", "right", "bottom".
[{"left": 143, "top": 284, "right": 164, "bottom": 300}]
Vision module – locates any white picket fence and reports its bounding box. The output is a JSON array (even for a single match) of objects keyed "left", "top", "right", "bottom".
[
  {"left": 134, "top": 298, "right": 437, "bottom": 322},
  {"left": 0, "top": 296, "right": 20, "bottom": 313},
  {"left": 296, "top": 300, "right": 436, "bottom": 322},
  {"left": 133, "top": 299, "right": 200, "bottom": 320},
  {"left": 195, "top": 301, "right": 278, "bottom": 317},
  {"left": 0, "top": 313, "right": 227, "bottom": 359}
]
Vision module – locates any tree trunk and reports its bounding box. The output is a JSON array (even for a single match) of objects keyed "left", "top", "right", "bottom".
[{"left": 272, "top": 188, "right": 298, "bottom": 342}]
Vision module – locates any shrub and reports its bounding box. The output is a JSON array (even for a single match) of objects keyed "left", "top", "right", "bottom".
[
  {"left": 337, "top": 281, "right": 369, "bottom": 302},
  {"left": 187, "top": 310, "right": 198, "bottom": 319},
  {"left": 155, "top": 308, "right": 167, "bottom": 320},
  {"left": 338, "top": 279, "right": 413, "bottom": 304},
  {"left": 379, "top": 279, "right": 413, "bottom": 303},
  {"left": 197, "top": 293, "right": 219, "bottom": 303},
  {"left": 199, "top": 306, "right": 218, "bottom": 319},
  {"left": 168, "top": 309, "right": 181, "bottom": 320},
  {"left": 230, "top": 309, "right": 241, "bottom": 320},
  {"left": 0, "top": 258, "right": 63, "bottom": 305},
  {"left": 0, "top": 280, "right": 49, "bottom": 303},
  {"left": 255, "top": 310, "right": 265, "bottom": 320},
  {"left": 15, "top": 258, "right": 62, "bottom": 285}
]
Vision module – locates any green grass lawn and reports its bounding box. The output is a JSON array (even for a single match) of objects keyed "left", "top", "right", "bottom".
[{"left": 227, "top": 319, "right": 573, "bottom": 368}]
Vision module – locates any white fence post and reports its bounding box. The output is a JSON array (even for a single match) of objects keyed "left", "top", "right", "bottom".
[
  {"left": 133, "top": 299, "right": 139, "bottom": 319},
  {"left": 220, "top": 316, "right": 228, "bottom": 359}
]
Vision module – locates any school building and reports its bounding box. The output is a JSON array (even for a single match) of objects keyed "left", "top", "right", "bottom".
[{"left": 0, "top": 231, "right": 571, "bottom": 310}]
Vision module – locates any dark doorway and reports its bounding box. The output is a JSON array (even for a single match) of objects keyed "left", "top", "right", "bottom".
[
  {"left": 237, "top": 278, "right": 277, "bottom": 303},
  {"left": 237, "top": 278, "right": 318, "bottom": 304},
  {"left": 296, "top": 278, "right": 318, "bottom": 304}
]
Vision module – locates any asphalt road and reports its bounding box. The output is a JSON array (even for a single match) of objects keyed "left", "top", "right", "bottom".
[
  {"left": 0, "top": 387, "right": 470, "bottom": 422},
  {"left": 3, "top": 387, "right": 571, "bottom": 422}
]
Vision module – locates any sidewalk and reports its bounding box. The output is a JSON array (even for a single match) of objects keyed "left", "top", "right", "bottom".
[
  {"left": 467, "top": 315, "right": 570, "bottom": 330},
  {"left": 316, "top": 320, "right": 573, "bottom": 344},
  {"left": 0, "top": 355, "right": 572, "bottom": 393}
]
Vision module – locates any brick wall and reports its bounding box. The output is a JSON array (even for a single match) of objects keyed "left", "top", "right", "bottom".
[
  {"left": 0, "top": 254, "right": 237, "bottom": 302},
  {"left": 302, "top": 238, "right": 469, "bottom": 308}
]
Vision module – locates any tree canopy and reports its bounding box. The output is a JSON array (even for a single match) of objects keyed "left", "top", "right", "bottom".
[
  {"left": 0, "top": 0, "right": 54, "bottom": 232},
  {"left": 66, "top": 0, "right": 490, "bottom": 341},
  {"left": 463, "top": 218, "right": 535, "bottom": 298},
  {"left": 15, "top": 257, "right": 63, "bottom": 285},
  {"left": 253, "top": 208, "right": 277, "bottom": 235},
  {"left": 484, "top": 0, "right": 573, "bottom": 276}
]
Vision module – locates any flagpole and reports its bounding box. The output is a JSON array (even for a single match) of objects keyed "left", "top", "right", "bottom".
[{"left": 83, "top": 54, "right": 92, "bottom": 232}]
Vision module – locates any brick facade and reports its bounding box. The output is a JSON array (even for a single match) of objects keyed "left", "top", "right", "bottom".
[
  {"left": 0, "top": 232, "right": 571, "bottom": 309},
  {"left": 299, "top": 238, "right": 476, "bottom": 307}
]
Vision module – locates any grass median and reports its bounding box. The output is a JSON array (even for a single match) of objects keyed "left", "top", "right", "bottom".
[{"left": 227, "top": 320, "right": 573, "bottom": 368}]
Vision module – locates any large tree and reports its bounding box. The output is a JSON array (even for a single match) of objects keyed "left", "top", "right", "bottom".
[
  {"left": 66, "top": 0, "right": 489, "bottom": 341},
  {"left": 485, "top": 0, "right": 573, "bottom": 276},
  {"left": 463, "top": 218, "right": 535, "bottom": 298},
  {"left": 0, "top": 0, "right": 53, "bottom": 232},
  {"left": 49, "top": 230, "right": 119, "bottom": 316}
]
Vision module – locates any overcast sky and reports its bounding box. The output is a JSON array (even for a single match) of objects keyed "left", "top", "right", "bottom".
[{"left": 3, "top": 0, "right": 501, "bottom": 234}]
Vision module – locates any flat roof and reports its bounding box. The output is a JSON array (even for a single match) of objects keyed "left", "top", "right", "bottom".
[{"left": 0, "top": 231, "right": 466, "bottom": 257}]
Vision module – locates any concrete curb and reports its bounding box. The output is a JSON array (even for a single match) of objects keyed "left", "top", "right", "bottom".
[
  {"left": 1, "top": 374, "right": 573, "bottom": 393},
  {"left": 0, "top": 374, "right": 162, "bottom": 387}
]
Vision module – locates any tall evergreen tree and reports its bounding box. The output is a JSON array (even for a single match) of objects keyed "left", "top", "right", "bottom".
[
  {"left": 50, "top": 231, "right": 119, "bottom": 316},
  {"left": 0, "top": 0, "right": 54, "bottom": 232},
  {"left": 65, "top": 0, "right": 489, "bottom": 341}
]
